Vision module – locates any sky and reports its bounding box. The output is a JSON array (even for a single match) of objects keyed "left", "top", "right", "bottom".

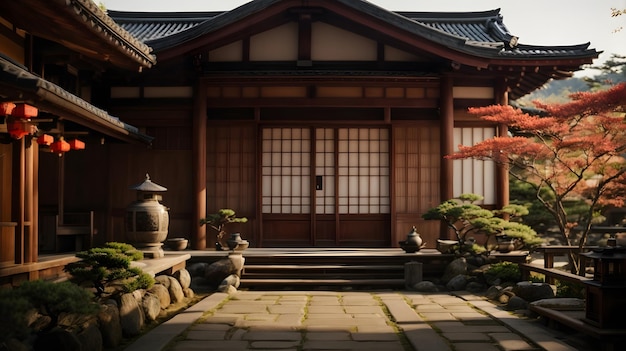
[{"left": 100, "top": 0, "right": 626, "bottom": 77}]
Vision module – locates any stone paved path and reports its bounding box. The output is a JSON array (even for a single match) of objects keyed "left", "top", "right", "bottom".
[{"left": 129, "top": 290, "right": 580, "bottom": 351}]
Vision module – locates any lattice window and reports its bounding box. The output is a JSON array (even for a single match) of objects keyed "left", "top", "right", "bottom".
[
  {"left": 337, "top": 128, "right": 390, "bottom": 214},
  {"left": 262, "top": 128, "right": 311, "bottom": 214},
  {"left": 453, "top": 127, "right": 496, "bottom": 204}
]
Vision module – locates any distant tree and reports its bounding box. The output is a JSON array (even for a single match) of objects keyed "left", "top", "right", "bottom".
[{"left": 449, "top": 83, "right": 626, "bottom": 274}]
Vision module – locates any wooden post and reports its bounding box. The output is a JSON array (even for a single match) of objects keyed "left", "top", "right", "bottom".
[
  {"left": 405, "top": 261, "right": 423, "bottom": 289},
  {"left": 495, "top": 78, "right": 509, "bottom": 209},
  {"left": 192, "top": 79, "right": 207, "bottom": 249},
  {"left": 439, "top": 74, "right": 454, "bottom": 239}
]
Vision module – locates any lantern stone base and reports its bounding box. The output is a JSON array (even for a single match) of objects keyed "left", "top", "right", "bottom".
[{"left": 135, "top": 243, "right": 165, "bottom": 259}]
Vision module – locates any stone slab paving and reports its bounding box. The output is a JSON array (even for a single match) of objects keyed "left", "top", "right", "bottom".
[{"left": 135, "top": 290, "right": 580, "bottom": 351}]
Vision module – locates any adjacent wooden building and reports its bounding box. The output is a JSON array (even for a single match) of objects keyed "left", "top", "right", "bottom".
[{"left": 1, "top": 0, "right": 598, "bottom": 282}]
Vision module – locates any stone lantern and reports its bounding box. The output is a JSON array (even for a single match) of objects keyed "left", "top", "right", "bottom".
[
  {"left": 126, "top": 174, "right": 169, "bottom": 258},
  {"left": 581, "top": 246, "right": 626, "bottom": 328}
]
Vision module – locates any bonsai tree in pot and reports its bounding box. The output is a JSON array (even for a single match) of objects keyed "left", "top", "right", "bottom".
[
  {"left": 200, "top": 208, "right": 248, "bottom": 250},
  {"left": 422, "top": 193, "right": 542, "bottom": 255}
]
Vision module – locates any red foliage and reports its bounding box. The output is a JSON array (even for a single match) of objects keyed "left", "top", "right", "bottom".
[{"left": 451, "top": 82, "right": 626, "bottom": 252}]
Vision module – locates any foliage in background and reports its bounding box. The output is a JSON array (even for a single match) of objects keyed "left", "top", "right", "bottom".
[
  {"left": 450, "top": 83, "right": 626, "bottom": 274},
  {"left": 485, "top": 261, "right": 522, "bottom": 283},
  {"left": 64, "top": 242, "right": 154, "bottom": 298},
  {"left": 0, "top": 280, "right": 98, "bottom": 343}
]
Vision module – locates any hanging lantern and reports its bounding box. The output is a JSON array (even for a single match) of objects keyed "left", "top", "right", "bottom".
[
  {"left": 69, "top": 139, "right": 85, "bottom": 150},
  {"left": 50, "top": 137, "right": 70, "bottom": 155},
  {"left": 6, "top": 117, "right": 34, "bottom": 139},
  {"left": 11, "top": 104, "right": 38, "bottom": 119},
  {"left": 37, "top": 134, "right": 54, "bottom": 146},
  {"left": 0, "top": 102, "right": 15, "bottom": 116}
]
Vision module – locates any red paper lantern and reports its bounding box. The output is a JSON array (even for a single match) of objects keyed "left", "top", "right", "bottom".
[
  {"left": 50, "top": 138, "right": 70, "bottom": 155},
  {"left": 37, "top": 134, "right": 54, "bottom": 146},
  {"left": 0, "top": 102, "right": 15, "bottom": 116},
  {"left": 7, "top": 117, "right": 33, "bottom": 139},
  {"left": 69, "top": 139, "right": 85, "bottom": 150},
  {"left": 11, "top": 104, "right": 38, "bottom": 119}
]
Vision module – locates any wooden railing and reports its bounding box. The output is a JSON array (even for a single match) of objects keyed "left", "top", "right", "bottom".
[{"left": 519, "top": 245, "right": 597, "bottom": 284}]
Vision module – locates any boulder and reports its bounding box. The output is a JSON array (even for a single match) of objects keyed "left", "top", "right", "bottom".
[
  {"left": 76, "top": 321, "right": 103, "bottom": 351},
  {"left": 446, "top": 275, "right": 469, "bottom": 291},
  {"left": 142, "top": 292, "right": 162, "bottom": 321},
  {"left": 204, "top": 259, "right": 238, "bottom": 287},
  {"left": 166, "top": 276, "right": 185, "bottom": 304},
  {"left": 119, "top": 293, "right": 145, "bottom": 337},
  {"left": 148, "top": 283, "right": 171, "bottom": 309},
  {"left": 512, "top": 282, "right": 555, "bottom": 302},
  {"left": 98, "top": 303, "right": 122, "bottom": 348},
  {"left": 183, "top": 287, "right": 195, "bottom": 298},
  {"left": 412, "top": 281, "right": 438, "bottom": 292},
  {"left": 506, "top": 296, "right": 529, "bottom": 311},
  {"left": 442, "top": 257, "right": 468, "bottom": 284},
  {"left": 187, "top": 262, "right": 209, "bottom": 277},
  {"left": 531, "top": 298, "right": 585, "bottom": 311},
  {"left": 34, "top": 328, "right": 81, "bottom": 351},
  {"left": 485, "top": 285, "right": 503, "bottom": 300},
  {"left": 173, "top": 269, "right": 192, "bottom": 289},
  {"left": 465, "top": 281, "right": 486, "bottom": 293}
]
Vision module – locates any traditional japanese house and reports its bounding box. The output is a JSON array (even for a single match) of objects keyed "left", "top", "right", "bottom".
[
  {"left": 0, "top": 0, "right": 154, "bottom": 285},
  {"left": 105, "top": 0, "right": 598, "bottom": 249},
  {"left": 1, "top": 0, "right": 599, "bottom": 284}
]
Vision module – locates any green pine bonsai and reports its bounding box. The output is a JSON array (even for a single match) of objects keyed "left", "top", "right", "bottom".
[
  {"left": 200, "top": 208, "right": 248, "bottom": 250},
  {"left": 64, "top": 242, "right": 154, "bottom": 298}
]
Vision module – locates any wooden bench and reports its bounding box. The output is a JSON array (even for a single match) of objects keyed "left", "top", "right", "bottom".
[{"left": 56, "top": 211, "right": 94, "bottom": 252}]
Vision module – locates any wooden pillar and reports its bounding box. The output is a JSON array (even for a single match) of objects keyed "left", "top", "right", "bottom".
[
  {"left": 25, "top": 140, "right": 37, "bottom": 263},
  {"left": 439, "top": 75, "right": 454, "bottom": 239},
  {"left": 495, "top": 78, "right": 509, "bottom": 209},
  {"left": 192, "top": 80, "right": 207, "bottom": 249},
  {"left": 12, "top": 138, "right": 25, "bottom": 264}
]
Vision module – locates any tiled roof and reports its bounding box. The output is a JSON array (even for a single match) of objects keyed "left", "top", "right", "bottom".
[
  {"left": 0, "top": 55, "right": 153, "bottom": 144},
  {"left": 0, "top": 0, "right": 155, "bottom": 70},
  {"left": 108, "top": 1, "right": 597, "bottom": 61}
]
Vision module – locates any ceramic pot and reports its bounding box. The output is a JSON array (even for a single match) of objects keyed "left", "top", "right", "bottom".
[{"left": 400, "top": 226, "right": 424, "bottom": 253}]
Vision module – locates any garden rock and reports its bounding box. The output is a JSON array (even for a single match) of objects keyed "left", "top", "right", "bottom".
[
  {"left": 155, "top": 274, "right": 172, "bottom": 288},
  {"left": 173, "top": 268, "right": 192, "bottom": 289},
  {"left": 446, "top": 275, "right": 469, "bottom": 291},
  {"left": 98, "top": 303, "right": 122, "bottom": 348},
  {"left": 442, "top": 257, "right": 467, "bottom": 283},
  {"left": 465, "top": 281, "right": 486, "bottom": 293},
  {"left": 142, "top": 292, "right": 162, "bottom": 321},
  {"left": 204, "top": 259, "right": 238, "bottom": 287},
  {"left": 187, "top": 262, "right": 208, "bottom": 277},
  {"left": 149, "top": 283, "right": 171, "bottom": 308},
  {"left": 218, "top": 274, "right": 240, "bottom": 292},
  {"left": 512, "top": 282, "right": 555, "bottom": 302},
  {"left": 183, "top": 287, "right": 195, "bottom": 298},
  {"left": 76, "top": 321, "right": 103, "bottom": 351},
  {"left": 531, "top": 298, "right": 585, "bottom": 311},
  {"left": 34, "top": 328, "right": 81, "bottom": 351},
  {"left": 119, "top": 293, "right": 145, "bottom": 337},
  {"left": 506, "top": 296, "right": 529, "bottom": 311},
  {"left": 165, "top": 276, "right": 185, "bottom": 304},
  {"left": 485, "top": 285, "right": 503, "bottom": 300},
  {"left": 498, "top": 291, "right": 515, "bottom": 304},
  {"left": 412, "top": 281, "right": 438, "bottom": 292}
]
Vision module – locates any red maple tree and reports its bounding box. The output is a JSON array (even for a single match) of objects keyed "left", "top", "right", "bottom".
[{"left": 449, "top": 83, "right": 626, "bottom": 274}]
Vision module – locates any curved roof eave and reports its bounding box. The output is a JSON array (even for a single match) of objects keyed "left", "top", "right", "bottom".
[
  {"left": 0, "top": 56, "right": 152, "bottom": 145},
  {"left": 0, "top": 0, "right": 156, "bottom": 70},
  {"left": 111, "top": 0, "right": 599, "bottom": 69}
]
